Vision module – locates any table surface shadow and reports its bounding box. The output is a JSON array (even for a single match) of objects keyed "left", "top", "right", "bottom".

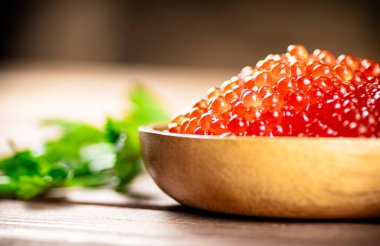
[{"left": 0, "top": 174, "right": 379, "bottom": 246}]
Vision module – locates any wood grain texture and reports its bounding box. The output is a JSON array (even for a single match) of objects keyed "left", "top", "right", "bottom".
[
  {"left": 140, "top": 124, "right": 380, "bottom": 218},
  {"left": 1, "top": 175, "right": 379, "bottom": 246},
  {"left": 1, "top": 199, "right": 380, "bottom": 246}
]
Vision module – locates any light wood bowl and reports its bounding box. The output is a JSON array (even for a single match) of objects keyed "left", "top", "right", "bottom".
[{"left": 139, "top": 124, "right": 380, "bottom": 218}]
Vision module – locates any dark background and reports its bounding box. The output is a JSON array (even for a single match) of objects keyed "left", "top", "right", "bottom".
[{"left": 0, "top": 0, "right": 379, "bottom": 68}]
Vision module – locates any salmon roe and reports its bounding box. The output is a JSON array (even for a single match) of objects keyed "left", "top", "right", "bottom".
[{"left": 169, "top": 45, "right": 380, "bottom": 137}]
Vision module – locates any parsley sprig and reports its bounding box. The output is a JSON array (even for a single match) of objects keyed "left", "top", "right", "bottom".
[{"left": 0, "top": 85, "right": 168, "bottom": 200}]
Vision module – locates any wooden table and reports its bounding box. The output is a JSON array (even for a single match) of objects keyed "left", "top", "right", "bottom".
[{"left": 0, "top": 62, "right": 379, "bottom": 245}]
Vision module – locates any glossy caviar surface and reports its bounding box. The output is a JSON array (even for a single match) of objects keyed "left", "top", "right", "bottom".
[{"left": 169, "top": 45, "right": 380, "bottom": 137}]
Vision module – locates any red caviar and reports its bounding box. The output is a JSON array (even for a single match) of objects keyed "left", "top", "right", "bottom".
[{"left": 169, "top": 45, "right": 380, "bottom": 137}]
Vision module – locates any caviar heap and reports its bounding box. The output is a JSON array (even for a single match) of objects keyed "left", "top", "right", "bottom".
[{"left": 168, "top": 45, "right": 380, "bottom": 137}]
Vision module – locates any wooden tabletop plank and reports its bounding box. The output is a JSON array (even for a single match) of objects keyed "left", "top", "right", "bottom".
[
  {"left": 1, "top": 174, "right": 380, "bottom": 246},
  {"left": 1, "top": 199, "right": 380, "bottom": 246}
]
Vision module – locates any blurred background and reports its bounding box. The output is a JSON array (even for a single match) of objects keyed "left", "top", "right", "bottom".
[
  {"left": 0, "top": 0, "right": 379, "bottom": 67},
  {"left": 0, "top": 0, "right": 379, "bottom": 154}
]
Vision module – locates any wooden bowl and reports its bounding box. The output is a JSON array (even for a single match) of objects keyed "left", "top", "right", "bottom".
[{"left": 139, "top": 124, "right": 380, "bottom": 218}]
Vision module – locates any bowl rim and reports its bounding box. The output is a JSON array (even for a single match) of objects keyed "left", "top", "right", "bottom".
[{"left": 139, "top": 123, "right": 380, "bottom": 142}]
